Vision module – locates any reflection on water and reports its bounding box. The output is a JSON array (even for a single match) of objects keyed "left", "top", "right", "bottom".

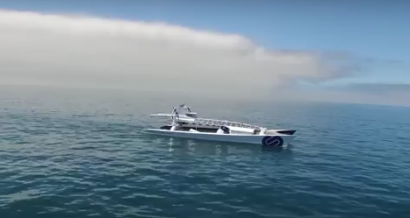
[{"left": 151, "top": 135, "right": 293, "bottom": 156}]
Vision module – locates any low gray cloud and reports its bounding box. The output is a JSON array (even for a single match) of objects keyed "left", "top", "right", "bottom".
[{"left": 0, "top": 9, "right": 362, "bottom": 100}]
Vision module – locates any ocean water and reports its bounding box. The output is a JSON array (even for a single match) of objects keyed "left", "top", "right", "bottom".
[{"left": 1, "top": 86, "right": 410, "bottom": 218}]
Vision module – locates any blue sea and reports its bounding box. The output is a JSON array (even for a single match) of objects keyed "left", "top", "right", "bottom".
[{"left": 1, "top": 86, "right": 410, "bottom": 218}]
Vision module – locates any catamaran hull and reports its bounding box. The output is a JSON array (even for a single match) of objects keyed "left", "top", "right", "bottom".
[{"left": 144, "top": 128, "right": 295, "bottom": 147}]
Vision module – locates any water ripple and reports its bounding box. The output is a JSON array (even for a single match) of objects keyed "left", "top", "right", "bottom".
[{"left": 1, "top": 100, "right": 410, "bottom": 217}]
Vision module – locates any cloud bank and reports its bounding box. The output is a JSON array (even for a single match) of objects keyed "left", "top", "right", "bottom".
[{"left": 0, "top": 9, "right": 359, "bottom": 100}]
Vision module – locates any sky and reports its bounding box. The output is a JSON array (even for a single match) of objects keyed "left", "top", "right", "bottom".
[{"left": 0, "top": 0, "right": 409, "bottom": 106}]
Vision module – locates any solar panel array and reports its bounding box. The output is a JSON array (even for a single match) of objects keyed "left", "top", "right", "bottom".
[{"left": 193, "top": 118, "right": 260, "bottom": 129}]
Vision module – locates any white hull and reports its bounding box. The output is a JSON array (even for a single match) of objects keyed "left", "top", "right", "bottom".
[{"left": 144, "top": 128, "right": 295, "bottom": 147}]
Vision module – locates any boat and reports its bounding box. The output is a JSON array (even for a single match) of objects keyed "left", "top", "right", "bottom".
[{"left": 144, "top": 104, "right": 297, "bottom": 147}]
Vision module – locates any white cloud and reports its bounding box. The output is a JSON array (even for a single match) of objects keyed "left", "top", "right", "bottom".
[{"left": 0, "top": 9, "right": 357, "bottom": 100}]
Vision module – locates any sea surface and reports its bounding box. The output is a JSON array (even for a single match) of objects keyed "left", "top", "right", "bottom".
[{"left": 1, "top": 86, "right": 410, "bottom": 218}]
